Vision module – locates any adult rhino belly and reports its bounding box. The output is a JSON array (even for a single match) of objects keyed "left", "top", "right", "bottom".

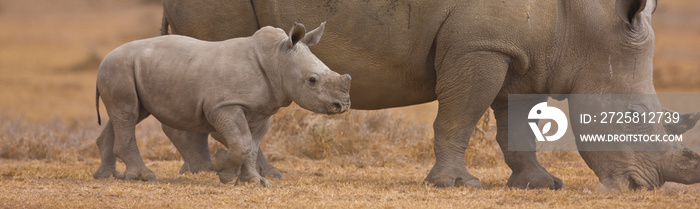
[{"left": 254, "top": 0, "right": 447, "bottom": 109}]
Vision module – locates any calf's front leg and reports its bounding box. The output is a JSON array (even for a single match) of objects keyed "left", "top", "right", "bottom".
[{"left": 208, "top": 106, "right": 271, "bottom": 187}]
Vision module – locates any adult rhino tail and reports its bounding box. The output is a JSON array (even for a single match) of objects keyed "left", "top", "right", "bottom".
[
  {"left": 160, "top": 10, "right": 169, "bottom": 35},
  {"left": 96, "top": 85, "right": 101, "bottom": 126}
]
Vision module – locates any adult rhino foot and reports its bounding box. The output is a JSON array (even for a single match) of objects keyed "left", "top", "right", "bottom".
[
  {"left": 179, "top": 162, "right": 214, "bottom": 174},
  {"left": 93, "top": 166, "right": 124, "bottom": 179},
  {"left": 123, "top": 167, "right": 157, "bottom": 182},
  {"left": 236, "top": 175, "right": 272, "bottom": 187},
  {"left": 507, "top": 168, "right": 564, "bottom": 190},
  {"left": 258, "top": 164, "right": 283, "bottom": 179},
  {"left": 424, "top": 165, "right": 482, "bottom": 188}
]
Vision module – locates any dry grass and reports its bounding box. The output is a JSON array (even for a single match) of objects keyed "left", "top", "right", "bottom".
[
  {"left": 2, "top": 159, "right": 700, "bottom": 208},
  {"left": 1, "top": 0, "right": 700, "bottom": 208},
  {"left": 0, "top": 104, "right": 497, "bottom": 166}
]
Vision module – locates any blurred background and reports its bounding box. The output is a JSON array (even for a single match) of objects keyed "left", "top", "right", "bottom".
[
  {"left": 0, "top": 0, "right": 698, "bottom": 121},
  {"left": 0, "top": 0, "right": 698, "bottom": 166}
]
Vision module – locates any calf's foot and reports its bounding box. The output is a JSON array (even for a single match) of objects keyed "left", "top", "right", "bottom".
[
  {"left": 213, "top": 149, "right": 240, "bottom": 183},
  {"left": 255, "top": 148, "right": 283, "bottom": 178},
  {"left": 258, "top": 165, "right": 283, "bottom": 179},
  {"left": 236, "top": 173, "right": 272, "bottom": 187}
]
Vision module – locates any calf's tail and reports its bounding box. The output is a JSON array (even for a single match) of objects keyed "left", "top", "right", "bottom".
[{"left": 96, "top": 86, "right": 101, "bottom": 125}]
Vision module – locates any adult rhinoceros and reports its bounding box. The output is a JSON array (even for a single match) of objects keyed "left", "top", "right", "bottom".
[{"left": 159, "top": 0, "right": 700, "bottom": 189}]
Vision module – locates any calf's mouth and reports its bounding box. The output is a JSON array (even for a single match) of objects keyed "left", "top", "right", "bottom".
[{"left": 327, "top": 100, "right": 350, "bottom": 114}]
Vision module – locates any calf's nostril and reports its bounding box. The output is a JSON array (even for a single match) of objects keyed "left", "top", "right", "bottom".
[{"left": 332, "top": 102, "right": 342, "bottom": 111}]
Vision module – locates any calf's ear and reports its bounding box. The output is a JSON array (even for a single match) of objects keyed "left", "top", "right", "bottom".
[
  {"left": 301, "top": 22, "right": 326, "bottom": 47},
  {"left": 288, "top": 23, "right": 307, "bottom": 48},
  {"left": 615, "top": 0, "right": 648, "bottom": 25}
]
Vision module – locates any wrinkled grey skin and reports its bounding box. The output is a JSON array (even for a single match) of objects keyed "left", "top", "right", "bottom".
[
  {"left": 161, "top": 0, "right": 700, "bottom": 189},
  {"left": 93, "top": 23, "right": 352, "bottom": 186}
]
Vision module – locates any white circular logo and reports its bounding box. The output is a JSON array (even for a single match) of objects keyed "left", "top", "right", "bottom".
[{"left": 528, "top": 102, "right": 568, "bottom": 142}]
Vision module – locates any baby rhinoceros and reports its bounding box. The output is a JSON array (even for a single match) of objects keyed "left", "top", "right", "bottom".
[{"left": 93, "top": 22, "right": 351, "bottom": 186}]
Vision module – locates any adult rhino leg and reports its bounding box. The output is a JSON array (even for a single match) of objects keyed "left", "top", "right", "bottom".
[
  {"left": 161, "top": 125, "right": 213, "bottom": 174},
  {"left": 424, "top": 51, "right": 508, "bottom": 188},
  {"left": 491, "top": 100, "right": 564, "bottom": 189},
  {"left": 93, "top": 120, "right": 123, "bottom": 179}
]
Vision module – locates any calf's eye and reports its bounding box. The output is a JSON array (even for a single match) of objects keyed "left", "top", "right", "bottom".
[{"left": 309, "top": 77, "right": 317, "bottom": 84}]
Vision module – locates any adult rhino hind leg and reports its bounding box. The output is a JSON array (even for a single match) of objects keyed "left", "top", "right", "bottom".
[
  {"left": 424, "top": 51, "right": 509, "bottom": 188},
  {"left": 161, "top": 125, "right": 214, "bottom": 174},
  {"left": 491, "top": 100, "right": 564, "bottom": 190}
]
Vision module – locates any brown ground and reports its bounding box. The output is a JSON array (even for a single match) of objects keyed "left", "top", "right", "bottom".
[{"left": 1, "top": 0, "right": 699, "bottom": 208}]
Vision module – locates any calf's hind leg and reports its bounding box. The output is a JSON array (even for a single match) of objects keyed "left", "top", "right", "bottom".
[
  {"left": 93, "top": 120, "right": 122, "bottom": 179},
  {"left": 164, "top": 126, "right": 283, "bottom": 178},
  {"left": 110, "top": 107, "right": 156, "bottom": 181},
  {"left": 162, "top": 125, "right": 213, "bottom": 174},
  {"left": 93, "top": 109, "right": 153, "bottom": 181},
  {"left": 99, "top": 77, "right": 156, "bottom": 182}
]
